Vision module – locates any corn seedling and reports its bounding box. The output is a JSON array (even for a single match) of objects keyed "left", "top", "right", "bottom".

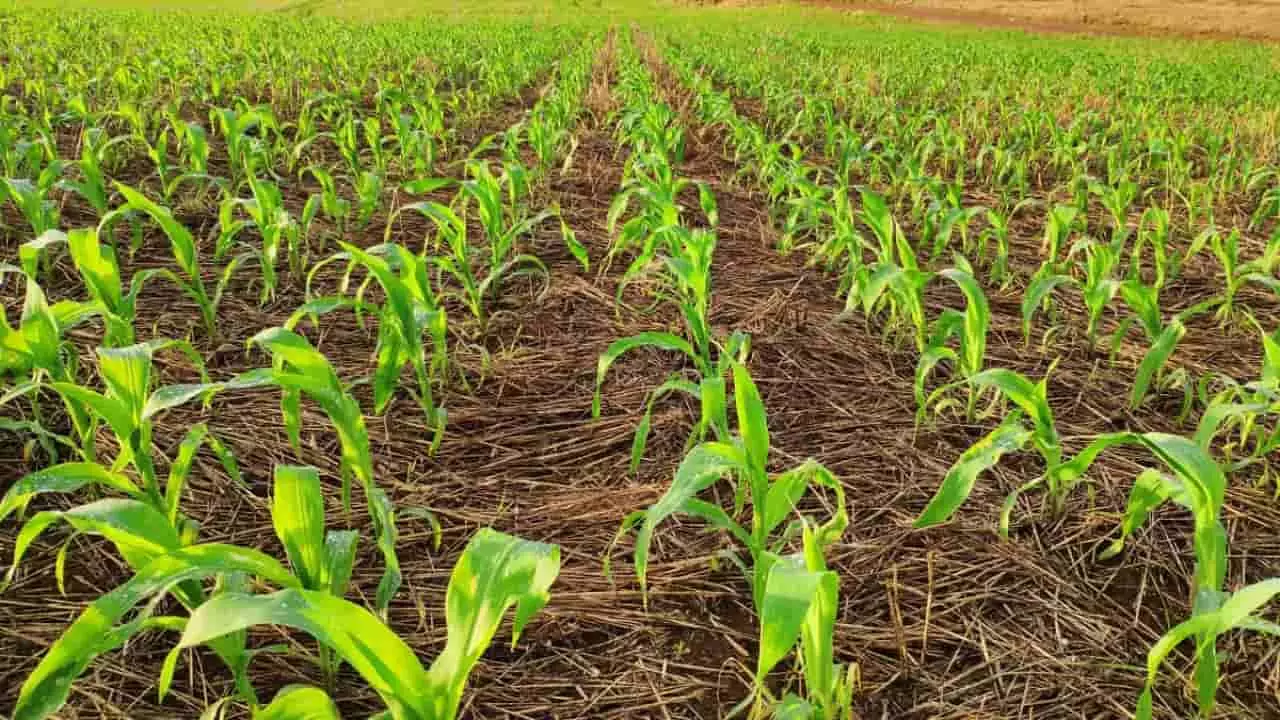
[
  {"left": 615, "top": 363, "right": 850, "bottom": 719},
  {"left": 22, "top": 229, "right": 160, "bottom": 347},
  {"left": 594, "top": 226, "right": 748, "bottom": 472},
  {"left": 3, "top": 171, "right": 61, "bottom": 238},
  {"left": 916, "top": 365, "right": 1233, "bottom": 540},
  {"left": 100, "top": 184, "right": 235, "bottom": 338},
  {"left": 56, "top": 128, "right": 122, "bottom": 217},
  {"left": 0, "top": 265, "right": 103, "bottom": 450},
  {"left": 1193, "top": 319, "right": 1280, "bottom": 485},
  {"left": 914, "top": 259, "right": 990, "bottom": 422},
  {"left": 1, "top": 341, "right": 264, "bottom": 712},
  {"left": 1136, "top": 579, "right": 1280, "bottom": 720},
  {"left": 1207, "top": 228, "right": 1280, "bottom": 325},
  {"left": 248, "top": 326, "right": 404, "bottom": 612},
  {"left": 306, "top": 241, "right": 448, "bottom": 450},
  {"left": 1093, "top": 435, "right": 1278, "bottom": 720},
  {"left": 178, "top": 527, "right": 559, "bottom": 720},
  {"left": 218, "top": 174, "right": 301, "bottom": 303}
]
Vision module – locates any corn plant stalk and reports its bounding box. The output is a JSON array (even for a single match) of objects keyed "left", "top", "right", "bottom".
[{"left": 616, "top": 363, "right": 849, "bottom": 716}]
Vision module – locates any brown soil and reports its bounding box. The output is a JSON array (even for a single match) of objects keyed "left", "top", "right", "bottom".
[{"left": 790, "top": 0, "right": 1280, "bottom": 42}]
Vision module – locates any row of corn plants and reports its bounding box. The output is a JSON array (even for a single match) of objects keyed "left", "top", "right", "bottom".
[
  {"left": 591, "top": 34, "right": 856, "bottom": 719},
  {"left": 651, "top": 21, "right": 1280, "bottom": 719},
  {"left": 0, "top": 13, "right": 612, "bottom": 719}
]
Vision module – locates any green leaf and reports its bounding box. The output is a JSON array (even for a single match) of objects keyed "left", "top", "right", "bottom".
[
  {"left": 48, "top": 383, "right": 134, "bottom": 447},
  {"left": 970, "top": 369, "right": 1057, "bottom": 451},
  {"left": 633, "top": 442, "right": 745, "bottom": 594},
  {"left": 114, "top": 183, "right": 198, "bottom": 277},
  {"left": 592, "top": 331, "right": 696, "bottom": 418},
  {"left": 1020, "top": 273, "right": 1073, "bottom": 342},
  {"left": 756, "top": 555, "right": 825, "bottom": 681},
  {"left": 427, "top": 528, "right": 560, "bottom": 718},
  {"left": 272, "top": 466, "right": 327, "bottom": 591},
  {"left": 183, "top": 589, "right": 431, "bottom": 718},
  {"left": 158, "top": 643, "right": 185, "bottom": 702},
  {"left": 775, "top": 695, "right": 816, "bottom": 720},
  {"left": 939, "top": 267, "right": 989, "bottom": 377},
  {"left": 1100, "top": 469, "right": 1181, "bottom": 560},
  {"left": 915, "top": 415, "right": 1031, "bottom": 528},
  {"left": 914, "top": 345, "right": 957, "bottom": 421},
  {"left": 255, "top": 685, "right": 342, "bottom": 720},
  {"left": 66, "top": 229, "right": 124, "bottom": 312},
  {"left": 798, "top": 525, "right": 841, "bottom": 707},
  {"left": 14, "top": 544, "right": 297, "bottom": 720},
  {"left": 1062, "top": 432, "right": 1226, "bottom": 594},
  {"left": 166, "top": 423, "right": 209, "bottom": 524},
  {"left": 560, "top": 217, "right": 589, "bottom": 271},
  {"left": 1130, "top": 318, "right": 1186, "bottom": 409},
  {"left": 7, "top": 499, "right": 182, "bottom": 587},
  {"left": 1, "top": 463, "right": 141, "bottom": 525},
  {"left": 732, "top": 363, "right": 771, "bottom": 480},
  {"left": 322, "top": 530, "right": 359, "bottom": 598}
]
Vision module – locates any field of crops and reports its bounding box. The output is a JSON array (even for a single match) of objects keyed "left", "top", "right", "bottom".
[{"left": 2, "top": 2, "right": 1280, "bottom": 719}]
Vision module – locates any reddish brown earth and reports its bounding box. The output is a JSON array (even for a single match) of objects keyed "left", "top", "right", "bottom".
[{"left": 786, "top": 0, "right": 1280, "bottom": 41}]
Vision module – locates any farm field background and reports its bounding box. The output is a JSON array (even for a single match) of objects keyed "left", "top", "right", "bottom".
[
  {"left": 2, "top": 1, "right": 1280, "bottom": 719},
  {"left": 813, "top": 0, "right": 1280, "bottom": 42}
]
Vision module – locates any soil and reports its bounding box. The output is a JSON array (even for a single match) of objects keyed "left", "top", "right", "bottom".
[
  {"left": 2, "top": 26, "right": 1280, "bottom": 720},
  {"left": 783, "top": 0, "right": 1280, "bottom": 42}
]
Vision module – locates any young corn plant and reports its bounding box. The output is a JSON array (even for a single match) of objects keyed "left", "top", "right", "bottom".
[
  {"left": 1129, "top": 207, "right": 1172, "bottom": 290},
  {"left": 593, "top": 227, "right": 748, "bottom": 472},
  {"left": 456, "top": 160, "right": 550, "bottom": 303},
  {"left": 1089, "top": 178, "right": 1138, "bottom": 251},
  {"left": 212, "top": 105, "right": 276, "bottom": 183},
  {"left": 1193, "top": 319, "right": 1280, "bottom": 485},
  {"left": 1039, "top": 203, "right": 1081, "bottom": 275},
  {"left": 616, "top": 363, "right": 852, "bottom": 719},
  {"left": 1021, "top": 238, "right": 1124, "bottom": 350},
  {"left": 101, "top": 184, "right": 236, "bottom": 338},
  {"left": 301, "top": 165, "right": 353, "bottom": 243},
  {"left": 848, "top": 190, "right": 930, "bottom": 353},
  {"left": 305, "top": 241, "right": 448, "bottom": 452},
  {"left": 1094, "top": 434, "right": 1280, "bottom": 720},
  {"left": 355, "top": 170, "right": 385, "bottom": 230},
  {"left": 914, "top": 367, "right": 1231, "bottom": 537},
  {"left": 218, "top": 173, "right": 301, "bottom": 303},
  {"left": 1120, "top": 285, "right": 1218, "bottom": 414},
  {"left": 23, "top": 229, "right": 162, "bottom": 347},
  {"left": 914, "top": 259, "right": 990, "bottom": 423},
  {"left": 3, "top": 158, "right": 63, "bottom": 238},
  {"left": 57, "top": 128, "right": 124, "bottom": 218},
  {"left": 1136, "top": 579, "right": 1280, "bottom": 720},
  {"left": 977, "top": 206, "right": 1016, "bottom": 287},
  {"left": 1207, "top": 227, "right": 1280, "bottom": 325},
  {"left": 179, "top": 526, "right": 559, "bottom": 720},
  {"left": 248, "top": 326, "right": 404, "bottom": 613},
  {"left": 605, "top": 159, "right": 716, "bottom": 289},
  {"left": 1, "top": 340, "right": 263, "bottom": 711},
  {"left": 1073, "top": 238, "right": 1123, "bottom": 347},
  {"left": 396, "top": 164, "right": 548, "bottom": 328},
  {"left": 9, "top": 456, "right": 560, "bottom": 720},
  {"left": 0, "top": 265, "right": 103, "bottom": 455}
]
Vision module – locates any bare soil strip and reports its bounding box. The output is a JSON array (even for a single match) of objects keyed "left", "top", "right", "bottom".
[{"left": 787, "top": 0, "right": 1280, "bottom": 43}]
